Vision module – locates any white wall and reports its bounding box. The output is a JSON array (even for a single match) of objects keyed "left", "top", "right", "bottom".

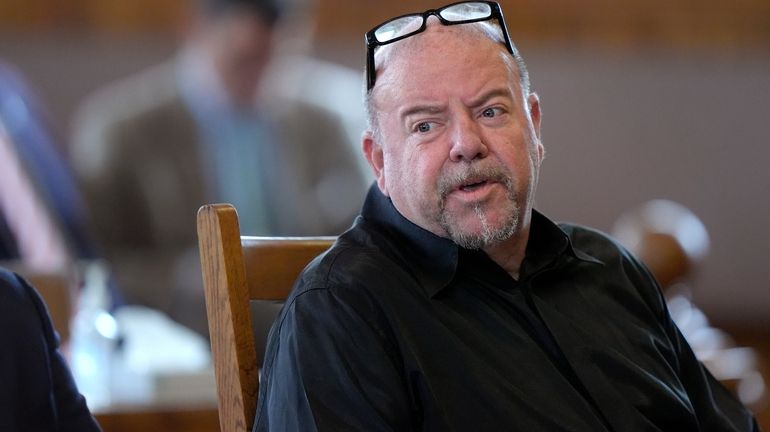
[{"left": 527, "top": 45, "right": 770, "bottom": 326}]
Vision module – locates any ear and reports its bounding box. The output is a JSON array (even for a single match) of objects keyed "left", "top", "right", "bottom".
[
  {"left": 527, "top": 93, "right": 542, "bottom": 140},
  {"left": 527, "top": 92, "right": 545, "bottom": 161},
  {"left": 362, "top": 131, "right": 389, "bottom": 196}
]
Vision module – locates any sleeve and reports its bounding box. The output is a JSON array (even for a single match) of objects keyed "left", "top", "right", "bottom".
[
  {"left": 661, "top": 304, "right": 760, "bottom": 430},
  {"left": 623, "top": 253, "right": 760, "bottom": 431},
  {"left": 670, "top": 325, "right": 760, "bottom": 431},
  {"left": 20, "top": 275, "right": 104, "bottom": 432},
  {"left": 253, "top": 286, "right": 415, "bottom": 432},
  {"left": 0, "top": 271, "right": 102, "bottom": 432}
]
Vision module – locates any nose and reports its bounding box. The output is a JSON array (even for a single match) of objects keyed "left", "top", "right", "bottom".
[{"left": 449, "top": 116, "right": 488, "bottom": 162}]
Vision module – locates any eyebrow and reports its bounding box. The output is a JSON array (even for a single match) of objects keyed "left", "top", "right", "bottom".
[
  {"left": 399, "top": 87, "right": 515, "bottom": 121},
  {"left": 400, "top": 104, "right": 445, "bottom": 121},
  {"left": 467, "top": 87, "right": 514, "bottom": 109}
]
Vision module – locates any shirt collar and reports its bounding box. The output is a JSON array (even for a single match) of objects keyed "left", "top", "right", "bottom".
[
  {"left": 359, "top": 185, "right": 602, "bottom": 298},
  {"left": 359, "top": 185, "right": 459, "bottom": 296},
  {"left": 520, "top": 211, "right": 604, "bottom": 277}
]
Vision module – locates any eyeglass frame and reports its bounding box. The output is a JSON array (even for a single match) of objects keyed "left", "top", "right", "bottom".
[{"left": 364, "top": 1, "right": 515, "bottom": 91}]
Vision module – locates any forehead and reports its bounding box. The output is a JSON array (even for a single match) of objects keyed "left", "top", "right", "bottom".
[
  {"left": 372, "top": 23, "right": 519, "bottom": 104},
  {"left": 374, "top": 20, "right": 504, "bottom": 65}
]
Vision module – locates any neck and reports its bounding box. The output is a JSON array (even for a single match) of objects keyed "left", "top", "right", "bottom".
[{"left": 482, "top": 227, "right": 530, "bottom": 281}]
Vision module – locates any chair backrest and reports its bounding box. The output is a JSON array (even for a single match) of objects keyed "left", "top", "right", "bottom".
[{"left": 197, "top": 203, "right": 334, "bottom": 432}]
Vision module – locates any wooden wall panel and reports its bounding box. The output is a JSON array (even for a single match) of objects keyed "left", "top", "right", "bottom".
[
  {"left": 313, "top": 0, "right": 770, "bottom": 49},
  {"left": 0, "top": 0, "right": 186, "bottom": 33},
  {"left": 0, "top": 0, "right": 768, "bottom": 49}
]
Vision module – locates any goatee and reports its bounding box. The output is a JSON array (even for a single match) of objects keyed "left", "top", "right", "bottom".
[{"left": 435, "top": 163, "right": 520, "bottom": 249}]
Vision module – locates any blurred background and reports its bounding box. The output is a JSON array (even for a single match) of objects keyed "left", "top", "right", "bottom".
[{"left": 1, "top": 0, "right": 768, "bottom": 429}]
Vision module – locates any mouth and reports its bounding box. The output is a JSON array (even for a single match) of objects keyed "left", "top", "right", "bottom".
[
  {"left": 438, "top": 164, "right": 510, "bottom": 203},
  {"left": 458, "top": 179, "right": 490, "bottom": 192},
  {"left": 457, "top": 178, "right": 492, "bottom": 193}
]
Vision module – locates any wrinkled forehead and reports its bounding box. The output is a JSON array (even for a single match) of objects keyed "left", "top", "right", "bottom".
[
  {"left": 373, "top": 19, "right": 508, "bottom": 74},
  {"left": 369, "top": 21, "right": 519, "bottom": 106}
]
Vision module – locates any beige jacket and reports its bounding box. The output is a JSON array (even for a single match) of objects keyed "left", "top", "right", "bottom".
[{"left": 70, "top": 61, "right": 368, "bottom": 336}]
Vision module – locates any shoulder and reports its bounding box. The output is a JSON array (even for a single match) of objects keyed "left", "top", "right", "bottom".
[
  {"left": 291, "top": 242, "right": 391, "bottom": 305},
  {"left": 0, "top": 269, "right": 47, "bottom": 325},
  {"left": 260, "top": 56, "right": 351, "bottom": 145},
  {"left": 0, "top": 269, "right": 55, "bottom": 393},
  {"left": 260, "top": 54, "right": 362, "bottom": 118},
  {"left": 71, "top": 62, "right": 185, "bottom": 174},
  {"left": 558, "top": 222, "right": 666, "bottom": 313},
  {"left": 559, "top": 222, "right": 628, "bottom": 262},
  {"left": 267, "top": 96, "right": 348, "bottom": 145},
  {"left": 283, "top": 223, "right": 411, "bottom": 319},
  {"left": 300, "top": 221, "right": 407, "bottom": 287},
  {"left": 0, "top": 269, "right": 57, "bottom": 355},
  {"left": 264, "top": 231, "right": 407, "bottom": 374},
  {"left": 0, "top": 268, "right": 25, "bottom": 299},
  {"left": 76, "top": 62, "right": 180, "bottom": 128}
]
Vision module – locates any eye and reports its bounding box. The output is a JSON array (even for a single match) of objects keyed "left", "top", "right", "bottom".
[
  {"left": 407, "top": 117, "right": 442, "bottom": 137},
  {"left": 415, "top": 122, "right": 433, "bottom": 133},
  {"left": 481, "top": 107, "right": 500, "bottom": 118}
]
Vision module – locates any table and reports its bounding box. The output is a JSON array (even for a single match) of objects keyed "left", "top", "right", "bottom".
[{"left": 95, "top": 404, "right": 219, "bottom": 432}]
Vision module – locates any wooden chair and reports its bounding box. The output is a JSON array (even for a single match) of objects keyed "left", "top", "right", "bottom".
[{"left": 196, "top": 203, "right": 334, "bottom": 432}]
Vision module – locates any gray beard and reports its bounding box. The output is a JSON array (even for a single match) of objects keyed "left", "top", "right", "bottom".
[
  {"left": 435, "top": 165, "right": 520, "bottom": 250},
  {"left": 445, "top": 201, "right": 519, "bottom": 249}
]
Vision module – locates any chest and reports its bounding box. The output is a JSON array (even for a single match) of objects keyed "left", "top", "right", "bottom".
[{"left": 381, "top": 261, "right": 697, "bottom": 431}]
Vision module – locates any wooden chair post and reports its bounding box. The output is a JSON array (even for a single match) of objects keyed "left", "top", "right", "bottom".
[{"left": 198, "top": 204, "right": 257, "bottom": 432}]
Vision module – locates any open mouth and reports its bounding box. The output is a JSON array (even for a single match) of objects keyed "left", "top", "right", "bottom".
[{"left": 459, "top": 180, "right": 489, "bottom": 192}]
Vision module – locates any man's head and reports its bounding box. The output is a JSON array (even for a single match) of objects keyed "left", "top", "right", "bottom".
[
  {"left": 362, "top": 3, "right": 544, "bottom": 251},
  {"left": 190, "top": 0, "right": 288, "bottom": 107}
]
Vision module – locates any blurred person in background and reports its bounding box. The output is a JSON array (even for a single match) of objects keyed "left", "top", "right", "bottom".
[
  {"left": 70, "top": 0, "right": 368, "bottom": 338},
  {"left": 0, "top": 61, "right": 118, "bottom": 307},
  {"left": 0, "top": 61, "right": 100, "bottom": 272}
]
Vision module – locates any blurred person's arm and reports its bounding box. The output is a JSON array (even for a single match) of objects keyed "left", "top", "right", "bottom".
[{"left": 0, "top": 269, "right": 102, "bottom": 431}]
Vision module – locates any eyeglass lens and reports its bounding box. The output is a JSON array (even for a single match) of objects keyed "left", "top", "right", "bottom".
[
  {"left": 375, "top": 16, "right": 424, "bottom": 42},
  {"left": 373, "top": 2, "right": 493, "bottom": 43},
  {"left": 441, "top": 2, "right": 492, "bottom": 21}
]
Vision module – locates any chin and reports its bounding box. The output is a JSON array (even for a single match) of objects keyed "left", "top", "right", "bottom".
[{"left": 442, "top": 212, "right": 518, "bottom": 250}]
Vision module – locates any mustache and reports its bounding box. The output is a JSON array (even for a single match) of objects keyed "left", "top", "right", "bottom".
[{"left": 437, "top": 162, "right": 513, "bottom": 201}]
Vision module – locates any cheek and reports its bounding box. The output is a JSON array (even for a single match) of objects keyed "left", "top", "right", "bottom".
[
  {"left": 378, "top": 120, "right": 448, "bottom": 197},
  {"left": 404, "top": 148, "right": 443, "bottom": 187},
  {"left": 497, "top": 129, "right": 539, "bottom": 170},
  {"left": 383, "top": 150, "right": 415, "bottom": 193},
  {"left": 383, "top": 146, "right": 443, "bottom": 202}
]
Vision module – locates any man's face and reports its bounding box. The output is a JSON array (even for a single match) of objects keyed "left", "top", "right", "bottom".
[
  {"left": 364, "top": 23, "right": 544, "bottom": 249},
  {"left": 206, "top": 12, "right": 274, "bottom": 107}
]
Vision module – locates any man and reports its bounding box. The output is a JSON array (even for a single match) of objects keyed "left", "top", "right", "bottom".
[
  {"left": 254, "top": 2, "right": 758, "bottom": 431},
  {"left": 70, "top": 0, "right": 367, "bottom": 337},
  {"left": 0, "top": 268, "right": 102, "bottom": 431}
]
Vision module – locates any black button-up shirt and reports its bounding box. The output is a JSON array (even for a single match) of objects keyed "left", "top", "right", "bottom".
[{"left": 254, "top": 186, "right": 757, "bottom": 431}]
